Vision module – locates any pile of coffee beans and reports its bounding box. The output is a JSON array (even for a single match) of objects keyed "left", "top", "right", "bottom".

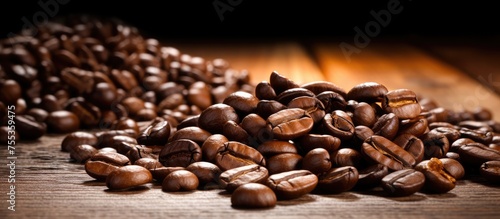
[
  {"left": 62, "top": 71, "right": 500, "bottom": 208},
  {"left": 0, "top": 16, "right": 252, "bottom": 143}
]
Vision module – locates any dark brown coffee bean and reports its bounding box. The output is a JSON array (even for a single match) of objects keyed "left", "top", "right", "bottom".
[
  {"left": 450, "top": 138, "right": 475, "bottom": 153},
  {"left": 169, "top": 126, "right": 211, "bottom": 146},
  {"left": 61, "top": 131, "right": 98, "bottom": 152},
  {"left": 162, "top": 170, "right": 199, "bottom": 192},
  {"left": 432, "top": 127, "right": 461, "bottom": 143},
  {"left": 256, "top": 100, "right": 287, "bottom": 119},
  {"left": 372, "top": 113, "right": 399, "bottom": 140},
  {"left": 215, "top": 141, "right": 266, "bottom": 171},
  {"left": 421, "top": 131, "right": 450, "bottom": 159},
  {"left": 223, "top": 91, "right": 259, "bottom": 115},
  {"left": 457, "top": 142, "right": 500, "bottom": 166},
  {"left": 302, "top": 148, "right": 331, "bottom": 174},
  {"left": 106, "top": 165, "right": 152, "bottom": 190},
  {"left": 126, "top": 144, "right": 161, "bottom": 163},
  {"left": 316, "top": 91, "right": 347, "bottom": 112},
  {"left": 459, "top": 127, "right": 494, "bottom": 144},
  {"left": 297, "top": 134, "right": 341, "bottom": 154},
  {"left": 266, "top": 153, "right": 302, "bottom": 174},
  {"left": 440, "top": 158, "right": 465, "bottom": 180},
  {"left": 136, "top": 118, "right": 170, "bottom": 145},
  {"left": 60, "top": 67, "right": 94, "bottom": 94},
  {"left": 381, "top": 169, "right": 425, "bottom": 196},
  {"left": 266, "top": 170, "right": 318, "bottom": 200},
  {"left": 45, "top": 110, "right": 80, "bottom": 133},
  {"left": 393, "top": 134, "right": 425, "bottom": 163},
  {"left": 287, "top": 96, "right": 325, "bottom": 124},
  {"left": 415, "top": 158, "right": 456, "bottom": 193},
  {"left": 347, "top": 82, "right": 388, "bottom": 103},
  {"left": 354, "top": 125, "right": 374, "bottom": 143},
  {"left": 382, "top": 89, "right": 421, "bottom": 119},
  {"left": 269, "top": 71, "right": 299, "bottom": 95},
  {"left": 199, "top": 103, "right": 239, "bottom": 134},
  {"left": 70, "top": 144, "right": 98, "bottom": 163},
  {"left": 275, "top": 88, "right": 315, "bottom": 105},
  {"left": 429, "top": 122, "right": 455, "bottom": 130},
  {"left": 15, "top": 115, "right": 47, "bottom": 140},
  {"left": 159, "top": 139, "right": 202, "bottom": 167},
  {"left": 267, "top": 108, "right": 313, "bottom": 140},
  {"left": 85, "top": 152, "right": 131, "bottom": 180},
  {"left": 257, "top": 140, "right": 298, "bottom": 157},
  {"left": 222, "top": 120, "right": 251, "bottom": 145},
  {"left": 322, "top": 110, "right": 355, "bottom": 140},
  {"left": 231, "top": 183, "right": 277, "bottom": 209},
  {"left": 219, "top": 164, "right": 269, "bottom": 191},
  {"left": 480, "top": 161, "right": 500, "bottom": 183},
  {"left": 445, "top": 152, "right": 461, "bottom": 161},
  {"left": 187, "top": 81, "right": 212, "bottom": 110},
  {"left": 331, "top": 148, "right": 364, "bottom": 168},
  {"left": 255, "top": 81, "right": 277, "bottom": 100},
  {"left": 240, "top": 113, "right": 267, "bottom": 139},
  {"left": 88, "top": 82, "right": 117, "bottom": 109},
  {"left": 26, "top": 108, "right": 49, "bottom": 123},
  {"left": 0, "top": 79, "right": 22, "bottom": 105},
  {"left": 201, "top": 134, "right": 228, "bottom": 162},
  {"left": 186, "top": 162, "right": 221, "bottom": 189},
  {"left": 398, "top": 117, "right": 428, "bottom": 137},
  {"left": 316, "top": 166, "right": 359, "bottom": 194},
  {"left": 350, "top": 102, "right": 377, "bottom": 127},
  {"left": 362, "top": 135, "right": 416, "bottom": 171},
  {"left": 134, "top": 157, "right": 163, "bottom": 170},
  {"left": 301, "top": 81, "right": 347, "bottom": 98},
  {"left": 472, "top": 107, "right": 492, "bottom": 121},
  {"left": 355, "top": 164, "right": 389, "bottom": 189},
  {"left": 113, "top": 117, "right": 140, "bottom": 135},
  {"left": 65, "top": 100, "right": 101, "bottom": 127},
  {"left": 459, "top": 120, "right": 493, "bottom": 132},
  {"left": 110, "top": 69, "right": 138, "bottom": 91},
  {"left": 177, "top": 115, "right": 199, "bottom": 130},
  {"left": 151, "top": 166, "right": 185, "bottom": 182}
]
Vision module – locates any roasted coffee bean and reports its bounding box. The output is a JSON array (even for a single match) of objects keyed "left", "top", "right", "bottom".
[
  {"left": 231, "top": 183, "right": 277, "bottom": 209},
  {"left": 421, "top": 131, "right": 450, "bottom": 159},
  {"left": 136, "top": 118, "right": 170, "bottom": 145},
  {"left": 134, "top": 157, "right": 163, "bottom": 170},
  {"left": 201, "top": 134, "right": 228, "bottom": 163},
  {"left": 349, "top": 102, "right": 377, "bottom": 127},
  {"left": 275, "top": 88, "right": 315, "bottom": 105},
  {"left": 26, "top": 108, "right": 49, "bottom": 123},
  {"left": 287, "top": 96, "right": 325, "bottom": 123},
  {"left": 393, "top": 134, "right": 425, "bottom": 163},
  {"left": 40, "top": 94, "right": 63, "bottom": 112},
  {"left": 301, "top": 81, "right": 347, "bottom": 98},
  {"left": 432, "top": 127, "right": 461, "bottom": 143},
  {"left": 256, "top": 100, "right": 287, "bottom": 119},
  {"left": 316, "top": 166, "right": 359, "bottom": 194},
  {"left": 266, "top": 153, "right": 303, "bottom": 174},
  {"left": 85, "top": 152, "right": 131, "bottom": 180},
  {"left": 198, "top": 103, "right": 239, "bottom": 134},
  {"left": 266, "top": 170, "right": 318, "bottom": 200},
  {"left": 45, "top": 110, "right": 80, "bottom": 133},
  {"left": 106, "top": 165, "right": 152, "bottom": 190},
  {"left": 440, "top": 158, "right": 465, "bottom": 180},
  {"left": 88, "top": 82, "right": 117, "bottom": 109},
  {"left": 302, "top": 148, "right": 331, "bottom": 174},
  {"left": 445, "top": 152, "right": 461, "bottom": 161},
  {"left": 0, "top": 79, "right": 22, "bottom": 105},
  {"left": 415, "top": 158, "right": 456, "bottom": 193},
  {"left": 354, "top": 125, "right": 374, "bottom": 143},
  {"left": 159, "top": 139, "right": 202, "bottom": 167},
  {"left": 65, "top": 100, "right": 101, "bottom": 127},
  {"left": 126, "top": 144, "right": 161, "bottom": 163},
  {"left": 383, "top": 90, "right": 421, "bottom": 120},
  {"left": 331, "top": 148, "right": 364, "bottom": 168},
  {"left": 429, "top": 122, "right": 455, "bottom": 130},
  {"left": 14, "top": 115, "right": 47, "bottom": 140},
  {"left": 113, "top": 117, "right": 140, "bottom": 135},
  {"left": 480, "top": 161, "right": 500, "bottom": 183},
  {"left": 322, "top": 110, "right": 355, "bottom": 140},
  {"left": 219, "top": 164, "right": 269, "bottom": 191},
  {"left": 70, "top": 144, "right": 98, "bottom": 163},
  {"left": 450, "top": 138, "right": 475, "bottom": 153},
  {"left": 169, "top": 126, "right": 211, "bottom": 145},
  {"left": 269, "top": 71, "right": 299, "bottom": 95},
  {"left": 362, "top": 135, "right": 416, "bottom": 171},
  {"left": 297, "top": 134, "right": 341, "bottom": 154},
  {"left": 257, "top": 140, "right": 298, "bottom": 157},
  {"left": 223, "top": 91, "right": 259, "bottom": 115},
  {"left": 61, "top": 131, "right": 98, "bottom": 152},
  {"left": 347, "top": 82, "right": 388, "bottom": 103},
  {"left": 472, "top": 107, "right": 492, "bottom": 121},
  {"left": 459, "top": 127, "right": 493, "bottom": 144},
  {"left": 223, "top": 120, "right": 251, "bottom": 145},
  {"left": 355, "top": 164, "right": 389, "bottom": 189},
  {"left": 372, "top": 113, "right": 399, "bottom": 140},
  {"left": 316, "top": 91, "right": 347, "bottom": 112},
  {"left": 398, "top": 117, "right": 428, "bottom": 137},
  {"left": 151, "top": 166, "right": 185, "bottom": 182},
  {"left": 459, "top": 120, "right": 493, "bottom": 132},
  {"left": 240, "top": 113, "right": 267, "bottom": 138},
  {"left": 255, "top": 81, "right": 277, "bottom": 100},
  {"left": 381, "top": 169, "right": 425, "bottom": 196},
  {"left": 215, "top": 141, "right": 265, "bottom": 171},
  {"left": 162, "top": 170, "right": 199, "bottom": 192},
  {"left": 187, "top": 81, "right": 212, "bottom": 110},
  {"left": 110, "top": 69, "right": 138, "bottom": 91},
  {"left": 177, "top": 115, "right": 200, "bottom": 130},
  {"left": 186, "top": 162, "right": 222, "bottom": 189},
  {"left": 109, "top": 136, "right": 138, "bottom": 154},
  {"left": 267, "top": 108, "right": 314, "bottom": 140},
  {"left": 457, "top": 142, "right": 500, "bottom": 166}
]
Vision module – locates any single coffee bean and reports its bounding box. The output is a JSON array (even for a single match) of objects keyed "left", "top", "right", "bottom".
[
  {"left": 151, "top": 166, "right": 185, "bottom": 182},
  {"left": 331, "top": 148, "right": 364, "bottom": 168},
  {"left": 432, "top": 127, "right": 461, "bottom": 143},
  {"left": 287, "top": 96, "right": 325, "bottom": 123},
  {"left": 255, "top": 81, "right": 277, "bottom": 100},
  {"left": 459, "top": 120, "right": 493, "bottom": 132},
  {"left": 223, "top": 120, "right": 251, "bottom": 145},
  {"left": 381, "top": 169, "right": 425, "bottom": 196},
  {"left": 302, "top": 148, "right": 331, "bottom": 174},
  {"left": 137, "top": 118, "right": 170, "bottom": 145},
  {"left": 187, "top": 81, "right": 212, "bottom": 110},
  {"left": 85, "top": 152, "right": 131, "bottom": 181},
  {"left": 113, "top": 117, "right": 140, "bottom": 135},
  {"left": 231, "top": 183, "right": 277, "bottom": 209},
  {"left": 162, "top": 170, "right": 199, "bottom": 192},
  {"left": 134, "top": 157, "right": 163, "bottom": 170},
  {"left": 269, "top": 71, "right": 299, "bottom": 95},
  {"left": 393, "top": 134, "right": 425, "bottom": 164},
  {"left": 322, "top": 110, "right": 355, "bottom": 141},
  {"left": 15, "top": 115, "right": 47, "bottom": 140},
  {"left": 159, "top": 139, "right": 202, "bottom": 167},
  {"left": 355, "top": 164, "right": 389, "bottom": 190},
  {"left": 347, "top": 82, "right": 388, "bottom": 103},
  {"left": 354, "top": 125, "right": 374, "bottom": 143},
  {"left": 429, "top": 122, "right": 455, "bottom": 130},
  {"left": 415, "top": 158, "right": 456, "bottom": 193},
  {"left": 106, "top": 165, "right": 152, "bottom": 190},
  {"left": 26, "top": 108, "right": 49, "bottom": 123},
  {"left": 256, "top": 100, "right": 287, "bottom": 119},
  {"left": 219, "top": 164, "right": 269, "bottom": 192},
  {"left": 275, "top": 88, "right": 315, "bottom": 105},
  {"left": 88, "top": 82, "right": 118, "bottom": 109},
  {"left": 398, "top": 117, "right": 428, "bottom": 137},
  {"left": 439, "top": 158, "right": 465, "bottom": 180},
  {"left": 459, "top": 127, "right": 493, "bottom": 144},
  {"left": 223, "top": 91, "right": 259, "bottom": 115},
  {"left": 186, "top": 162, "right": 222, "bottom": 189},
  {"left": 297, "top": 134, "right": 341, "bottom": 154},
  {"left": 450, "top": 138, "right": 475, "bottom": 153},
  {"left": 201, "top": 134, "right": 228, "bottom": 163},
  {"left": 301, "top": 81, "right": 347, "bottom": 98},
  {"left": 349, "top": 102, "right": 377, "bottom": 127},
  {"left": 266, "top": 153, "right": 303, "bottom": 174},
  {"left": 316, "top": 166, "right": 359, "bottom": 194},
  {"left": 445, "top": 152, "right": 461, "bottom": 161},
  {"left": 266, "top": 170, "right": 318, "bottom": 200},
  {"left": 215, "top": 141, "right": 266, "bottom": 171},
  {"left": 480, "top": 161, "right": 500, "bottom": 183},
  {"left": 61, "top": 131, "right": 98, "bottom": 152},
  {"left": 316, "top": 91, "right": 347, "bottom": 112},
  {"left": 65, "top": 100, "right": 101, "bottom": 127},
  {"left": 421, "top": 130, "right": 450, "bottom": 159},
  {"left": 362, "top": 135, "right": 416, "bottom": 171},
  {"left": 199, "top": 103, "right": 239, "bottom": 134},
  {"left": 111, "top": 136, "right": 138, "bottom": 155},
  {"left": 0, "top": 79, "right": 22, "bottom": 105},
  {"left": 257, "top": 140, "right": 298, "bottom": 157},
  {"left": 267, "top": 108, "right": 314, "bottom": 140},
  {"left": 457, "top": 142, "right": 500, "bottom": 167},
  {"left": 46, "top": 110, "right": 80, "bottom": 133},
  {"left": 169, "top": 126, "right": 211, "bottom": 146},
  {"left": 382, "top": 89, "right": 421, "bottom": 119},
  {"left": 70, "top": 144, "right": 97, "bottom": 163},
  {"left": 372, "top": 113, "right": 399, "bottom": 140},
  {"left": 240, "top": 113, "right": 267, "bottom": 138}
]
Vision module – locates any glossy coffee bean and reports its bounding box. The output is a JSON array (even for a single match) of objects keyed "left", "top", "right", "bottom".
[
  {"left": 231, "top": 183, "right": 277, "bottom": 209},
  {"left": 177, "top": 115, "right": 200, "bottom": 130},
  {"left": 106, "top": 165, "right": 152, "bottom": 190},
  {"left": 61, "top": 131, "right": 98, "bottom": 152},
  {"left": 85, "top": 152, "right": 131, "bottom": 181},
  {"left": 382, "top": 89, "right": 421, "bottom": 119},
  {"left": 457, "top": 142, "right": 500, "bottom": 166},
  {"left": 322, "top": 110, "right": 355, "bottom": 140},
  {"left": 480, "top": 161, "right": 500, "bottom": 183},
  {"left": 301, "top": 81, "right": 347, "bottom": 98},
  {"left": 440, "top": 158, "right": 465, "bottom": 180},
  {"left": 65, "top": 100, "right": 101, "bottom": 127},
  {"left": 287, "top": 96, "right": 325, "bottom": 123},
  {"left": 223, "top": 91, "right": 259, "bottom": 115},
  {"left": 267, "top": 108, "right": 313, "bottom": 140},
  {"left": 14, "top": 115, "right": 47, "bottom": 140},
  {"left": 381, "top": 169, "right": 425, "bottom": 196},
  {"left": 393, "top": 134, "right": 425, "bottom": 163},
  {"left": 137, "top": 118, "right": 170, "bottom": 145},
  {"left": 266, "top": 153, "right": 302, "bottom": 174},
  {"left": 219, "top": 164, "right": 269, "bottom": 191},
  {"left": 26, "top": 108, "right": 49, "bottom": 122},
  {"left": 421, "top": 130, "right": 450, "bottom": 159},
  {"left": 266, "top": 170, "right": 318, "bottom": 200},
  {"left": 432, "top": 127, "right": 461, "bottom": 143},
  {"left": 46, "top": 110, "right": 80, "bottom": 133},
  {"left": 256, "top": 100, "right": 287, "bottom": 119},
  {"left": 257, "top": 140, "right": 298, "bottom": 157},
  {"left": 355, "top": 164, "right": 389, "bottom": 189},
  {"left": 223, "top": 120, "right": 251, "bottom": 145},
  {"left": 347, "top": 82, "right": 388, "bottom": 103},
  {"left": 255, "top": 81, "right": 277, "bottom": 100},
  {"left": 240, "top": 113, "right": 267, "bottom": 138},
  {"left": 302, "top": 148, "right": 331, "bottom": 174},
  {"left": 70, "top": 144, "right": 97, "bottom": 163},
  {"left": 450, "top": 138, "right": 475, "bottom": 153},
  {"left": 398, "top": 117, "right": 428, "bottom": 137},
  {"left": 354, "top": 125, "right": 374, "bottom": 143},
  {"left": 113, "top": 117, "right": 140, "bottom": 135},
  {"left": 186, "top": 162, "right": 222, "bottom": 189},
  {"left": 159, "top": 139, "right": 202, "bottom": 167},
  {"left": 459, "top": 127, "right": 493, "bottom": 144},
  {"left": 169, "top": 126, "right": 212, "bottom": 146},
  {"left": 162, "top": 170, "right": 199, "bottom": 192},
  {"left": 275, "top": 88, "right": 315, "bottom": 105},
  {"left": 0, "top": 79, "right": 22, "bottom": 104},
  {"left": 199, "top": 103, "right": 239, "bottom": 134},
  {"left": 372, "top": 113, "right": 399, "bottom": 140},
  {"left": 331, "top": 148, "right": 364, "bottom": 168},
  {"left": 297, "top": 134, "right": 341, "bottom": 154},
  {"left": 316, "top": 166, "right": 359, "bottom": 194},
  {"left": 187, "top": 81, "right": 212, "bottom": 110},
  {"left": 215, "top": 141, "right": 265, "bottom": 171},
  {"left": 362, "top": 135, "right": 416, "bottom": 171},
  {"left": 151, "top": 167, "right": 185, "bottom": 182},
  {"left": 415, "top": 158, "right": 456, "bottom": 193},
  {"left": 201, "top": 134, "right": 228, "bottom": 163},
  {"left": 316, "top": 91, "right": 347, "bottom": 112},
  {"left": 269, "top": 71, "right": 299, "bottom": 95}
]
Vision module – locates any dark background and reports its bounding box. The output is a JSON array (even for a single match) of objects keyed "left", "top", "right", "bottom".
[{"left": 1, "top": 0, "right": 499, "bottom": 40}]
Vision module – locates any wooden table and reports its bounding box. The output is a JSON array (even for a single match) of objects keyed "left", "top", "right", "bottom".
[{"left": 2, "top": 39, "right": 500, "bottom": 218}]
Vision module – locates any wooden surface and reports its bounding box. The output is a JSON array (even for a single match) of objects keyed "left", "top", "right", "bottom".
[{"left": 2, "top": 39, "right": 500, "bottom": 218}]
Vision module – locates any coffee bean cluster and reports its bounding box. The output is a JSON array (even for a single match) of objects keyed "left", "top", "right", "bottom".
[
  {"left": 0, "top": 16, "right": 252, "bottom": 142},
  {"left": 63, "top": 71, "right": 500, "bottom": 209}
]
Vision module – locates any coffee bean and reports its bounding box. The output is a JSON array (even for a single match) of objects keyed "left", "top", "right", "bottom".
[
  {"left": 113, "top": 117, "right": 140, "bottom": 135},
  {"left": 267, "top": 108, "right": 314, "bottom": 140},
  {"left": 15, "top": 115, "right": 47, "bottom": 140},
  {"left": 355, "top": 164, "right": 389, "bottom": 189},
  {"left": 421, "top": 131, "right": 450, "bottom": 159},
  {"left": 222, "top": 120, "right": 251, "bottom": 145},
  {"left": 162, "top": 170, "right": 199, "bottom": 192},
  {"left": 219, "top": 164, "right": 269, "bottom": 191},
  {"left": 201, "top": 134, "right": 228, "bottom": 163},
  {"left": 269, "top": 71, "right": 299, "bottom": 95},
  {"left": 256, "top": 100, "right": 287, "bottom": 119},
  {"left": 440, "top": 158, "right": 465, "bottom": 180},
  {"left": 70, "top": 144, "right": 98, "bottom": 163},
  {"left": 450, "top": 138, "right": 475, "bottom": 153},
  {"left": 266, "top": 170, "right": 318, "bottom": 200},
  {"left": 362, "top": 135, "right": 416, "bottom": 171},
  {"left": 0, "top": 79, "right": 22, "bottom": 105},
  {"left": 215, "top": 141, "right": 265, "bottom": 171},
  {"left": 231, "top": 183, "right": 277, "bottom": 209},
  {"left": 240, "top": 113, "right": 267, "bottom": 139},
  {"left": 188, "top": 81, "right": 212, "bottom": 110},
  {"left": 354, "top": 125, "right": 374, "bottom": 143},
  {"left": 177, "top": 115, "right": 200, "bottom": 130},
  {"left": 275, "top": 88, "right": 315, "bottom": 105},
  {"left": 381, "top": 169, "right": 425, "bottom": 196},
  {"left": 331, "top": 148, "right": 364, "bottom": 168},
  {"left": 61, "top": 131, "right": 98, "bottom": 152},
  {"left": 85, "top": 152, "right": 131, "bottom": 180},
  {"left": 65, "top": 100, "right": 101, "bottom": 127},
  {"left": 301, "top": 81, "right": 347, "bottom": 98},
  {"left": 459, "top": 127, "right": 493, "bottom": 144},
  {"left": 347, "top": 82, "right": 388, "bottom": 103},
  {"left": 223, "top": 91, "right": 259, "bottom": 115},
  {"left": 106, "top": 165, "right": 152, "bottom": 190},
  {"left": 159, "top": 139, "right": 202, "bottom": 167},
  {"left": 457, "top": 142, "right": 500, "bottom": 167},
  {"left": 393, "top": 134, "right": 425, "bottom": 163},
  {"left": 186, "top": 162, "right": 221, "bottom": 189},
  {"left": 134, "top": 157, "right": 163, "bottom": 170},
  {"left": 257, "top": 140, "right": 298, "bottom": 157},
  {"left": 316, "top": 166, "right": 359, "bottom": 194},
  {"left": 398, "top": 117, "right": 428, "bottom": 137},
  {"left": 322, "top": 110, "right": 355, "bottom": 141},
  {"left": 297, "top": 134, "right": 341, "bottom": 154},
  {"left": 151, "top": 166, "right": 185, "bottom": 182},
  {"left": 415, "top": 158, "right": 456, "bottom": 193},
  {"left": 46, "top": 110, "right": 80, "bottom": 133},
  {"left": 137, "top": 118, "right": 171, "bottom": 145},
  {"left": 382, "top": 89, "right": 421, "bottom": 119},
  {"left": 432, "top": 127, "right": 461, "bottom": 143},
  {"left": 266, "top": 153, "right": 303, "bottom": 174},
  {"left": 302, "top": 148, "right": 331, "bottom": 174},
  {"left": 199, "top": 104, "right": 239, "bottom": 134},
  {"left": 480, "top": 161, "right": 500, "bottom": 183},
  {"left": 372, "top": 113, "right": 399, "bottom": 140},
  {"left": 169, "top": 126, "right": 211, "bottom": 146},
  {"left": 349, "top": 102, "right": 377, "bottom": 127}
]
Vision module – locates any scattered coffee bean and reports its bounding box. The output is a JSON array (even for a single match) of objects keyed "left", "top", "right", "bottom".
[
  {"left": 106, "top": 165, "right": 152, "bottom": 190},
  {"left": 231, "top": 183, "right": 277, "bottom": 209}
]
